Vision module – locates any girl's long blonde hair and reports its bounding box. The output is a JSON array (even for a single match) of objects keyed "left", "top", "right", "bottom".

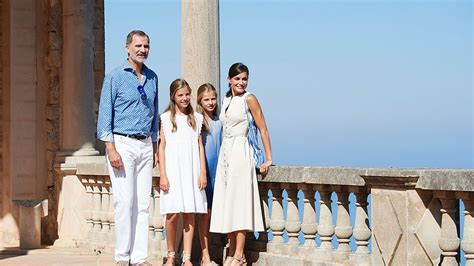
[
  {"left": 164, "top": 78, "right": 196, "bottom": 132},
  {"left": 196, "top": 83, "right": 218, "bottom": 132}
]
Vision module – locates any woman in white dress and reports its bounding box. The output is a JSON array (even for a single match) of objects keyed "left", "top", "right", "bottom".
[
  {"left": 210, "top": 63, "right": 273, "bottom": 266},
  {"left": 159, "top": 78, "right": 207, "bottom": 266}
]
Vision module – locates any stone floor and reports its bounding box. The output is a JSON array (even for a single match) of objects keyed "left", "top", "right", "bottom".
[{"left": 0, "top": 246, "right": 163, "bottom": 266}]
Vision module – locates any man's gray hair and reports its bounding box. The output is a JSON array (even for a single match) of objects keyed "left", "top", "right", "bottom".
[{"left": 126, "top": 30, "right": 150, "bottom": 45}]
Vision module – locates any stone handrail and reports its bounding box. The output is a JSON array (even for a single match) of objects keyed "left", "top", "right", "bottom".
[{"left": 56, "top": 156, "right": 473, "bottom": 265}]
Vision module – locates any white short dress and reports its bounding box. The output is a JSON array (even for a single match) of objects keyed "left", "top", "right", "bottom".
[
  {"left": 210, "top": 92, "right": 264, "bottom": 233},
  {"left": 160, "top": 111, "right": 207, "bottom": 214}
]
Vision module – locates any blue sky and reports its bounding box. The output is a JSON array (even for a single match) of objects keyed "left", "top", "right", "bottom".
[{"left": 104, "top": 0, "right": 473, "bottom": 168}]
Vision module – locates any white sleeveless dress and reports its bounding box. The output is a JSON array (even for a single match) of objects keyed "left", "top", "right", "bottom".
[
  {"left": 210, "top": 92, "right": 264, "bottom": 233},
  {"left": 159, "top": 111, "right": 207, "bottom": 214}
]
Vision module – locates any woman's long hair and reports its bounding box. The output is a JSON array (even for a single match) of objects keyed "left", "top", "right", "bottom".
[
  {"left": 196, "top": 83, "right": 218, "bottom": 132},
  {"left": 226, "top": 62, "right": 249, "bottom": 97},
  {"left": 164, "top": 78, "right": 196, "bottom": 132}
]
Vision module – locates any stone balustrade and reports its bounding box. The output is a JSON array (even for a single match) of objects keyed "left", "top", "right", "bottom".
[{"left": 64, "top": 158, "right": 473, "bottom": 265}]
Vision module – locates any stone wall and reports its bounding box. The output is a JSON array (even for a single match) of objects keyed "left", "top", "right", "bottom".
[
  {"left": 42, "top": 0, "right": 62, "bottom": 244},
  {"left": 94, "top": 0, "right": 105, "bottom": 154},
  {"left": 0, "top": 0, "right": 3, "bottom": 216}
]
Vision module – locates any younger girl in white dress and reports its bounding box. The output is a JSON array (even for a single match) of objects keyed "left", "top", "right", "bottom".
[{"left": 159, "top": 78, "right": 207, "bottom": 266}]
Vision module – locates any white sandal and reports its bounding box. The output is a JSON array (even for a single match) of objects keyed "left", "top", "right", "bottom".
[
  {"left": 223, "top": 256, "right": 234, "bottom": 266},
  {"left": 182, "top": 253, "right": 191, "bottom": 265},
  {"left": 164, "top": 251, "right": 176, "bottom": 266}
]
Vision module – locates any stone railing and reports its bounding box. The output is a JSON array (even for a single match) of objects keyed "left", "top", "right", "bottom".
[{"left": 56, "top": 157, "right": 473, "bottom": 265}]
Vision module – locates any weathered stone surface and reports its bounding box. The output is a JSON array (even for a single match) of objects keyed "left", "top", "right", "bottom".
[
  {"left": 43, "top": 0, "right": 63, "bottom": 246},
  {"left": 46, "top": 49, "right": 61, "bottom": 68},
  {"left": 414, "top": 197, "right": 442, "bottom": 264},
  {"left": 416, "top": 169, "right": 474, "bottom": 191},
  {"left": 14, "top": 200, "right": 48, "bottom": 249},
  {"left": 260, "top": 166, "right": 366, "bottom": 186},
  {"left": 48, "top": 31, "right": 61, "bottom": 50},
  {"left": 0, "top": 0, "right": 3, "bottom": 220},
  {"left": 371, "top": 190, "right": 403, "bottom": 264},
  {"left": 75, "top": 156, "right": 160, "bottom": 177},
  {"left": 258, "top": 166, "right": 474, "bottom": 192},
  {"left": 182, "top": 0, "right": 220, "bottom": 105},
  {"left": 45, "top": 105, "right": 60, "bottom": 120}
]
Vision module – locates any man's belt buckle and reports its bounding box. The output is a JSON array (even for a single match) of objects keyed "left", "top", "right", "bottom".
[
  {"left": 129, "top": 134, "right": 147, "bottom": 140},
  {"left": 114, "top": 132, "right": 148, "bottom": 140}
]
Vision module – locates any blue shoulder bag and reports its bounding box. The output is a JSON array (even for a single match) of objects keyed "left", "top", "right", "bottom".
[{"left": 245, "top": 93, "right": 265, "bottom": 168}]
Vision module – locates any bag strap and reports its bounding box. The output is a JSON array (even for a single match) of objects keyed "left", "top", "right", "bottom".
[{"left": 244, "top": 92, "right": 253, "bottom": 122}]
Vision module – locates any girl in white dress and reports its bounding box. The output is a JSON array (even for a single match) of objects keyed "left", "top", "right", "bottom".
[
  {"left": 159, "top": 78, "right": 207, "bottom": 266},
  {"left": 210, "top": 63, "right": 273, "bottom": 266}
]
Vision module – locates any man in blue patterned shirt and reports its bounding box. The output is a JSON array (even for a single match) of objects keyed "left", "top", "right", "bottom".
[{"left": 97, "top": 30, "right": 158, "bottom": 266}]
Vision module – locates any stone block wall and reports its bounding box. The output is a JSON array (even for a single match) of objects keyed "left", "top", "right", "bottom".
[
  {"left": 42, "top": 0, "right": 62, "bottom": 244},
  {"left": 0, "top": 0, "right": 105, "bottom": 245},
  {"left": 94, "top": 0, "right": 105, "bottom": 154},
  {"left": 0, "top": 0, "right": 3, "bottom": 215}
]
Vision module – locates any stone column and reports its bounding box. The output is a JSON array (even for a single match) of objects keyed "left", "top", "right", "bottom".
[
  {"left": 15, "top": 200, "right": 47, "bottom": 249},
  {"left": 181, "top": 0, "right": 220, "bottom": 104},
  {"left": 54, "top": 0, "right": 101, "bottom": 248},
  {"left": 60, "top": 0, "right": 98, "bottom": 157},
  {"left": 1, "top": 0, "right": 47, "bottom": 245}
]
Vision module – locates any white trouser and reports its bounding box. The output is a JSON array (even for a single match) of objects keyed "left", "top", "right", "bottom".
[{"left": 107, "top": 134, "right": 153, "bottom": 264}]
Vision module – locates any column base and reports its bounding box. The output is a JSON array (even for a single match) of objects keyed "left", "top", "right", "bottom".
[{"left": 13, "top": 200, "right": 47, "bottom": 249}]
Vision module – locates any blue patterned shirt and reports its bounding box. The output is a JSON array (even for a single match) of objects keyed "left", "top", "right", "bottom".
[{"left": 97, "top": 60, "right": 159, "bottom": 142}]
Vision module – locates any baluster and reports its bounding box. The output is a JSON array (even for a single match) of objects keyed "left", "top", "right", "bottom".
[
  {"left": 259, "top": 184, "right": 270, "bottom": 242},
  {"left": 246, "top": 183, "right": 270, "bottom": 253},
  {"left": 107, "top": 184, "right": 115, "bottom": 252},
  {"left": 318, "top": 189, "right": 335, "bottom": 251},
  {"left": 299, "top": 184, "right": 317, "bottom": 258},
  {"left": 148, "top": 186, "right": 156, "bottom": 255},
  {"left": 285, "top": 184, "right": 301, "bottom": 246},
  {"left": 335, "top": 188, "right": 352, "bottom": 260},
  {"left": 351, "top": 192, "right": 371, "bottom": 254},
  {"left": 268, "top": 184, "right": 285, "bottom": 254},
  {"left": 95, "top": 178, "right": 105, "bottom": 250},
  {"left": 152, "top": 186, "right": 165, "bottom": 252},
  {"left": 100, "top": 179, "right": 111, "bottom": 247},
  {"left": 91, "top": 178, "right": 102, "bottom": 246},
  {"left": 461, "top": 196, "right": 474, "bottom": 265},
  {"left": 436, "top": 192, "right": 460, "bottom": 266},
  {"left": 83, "top": 178, "right": 94, "bottom": 239}
]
